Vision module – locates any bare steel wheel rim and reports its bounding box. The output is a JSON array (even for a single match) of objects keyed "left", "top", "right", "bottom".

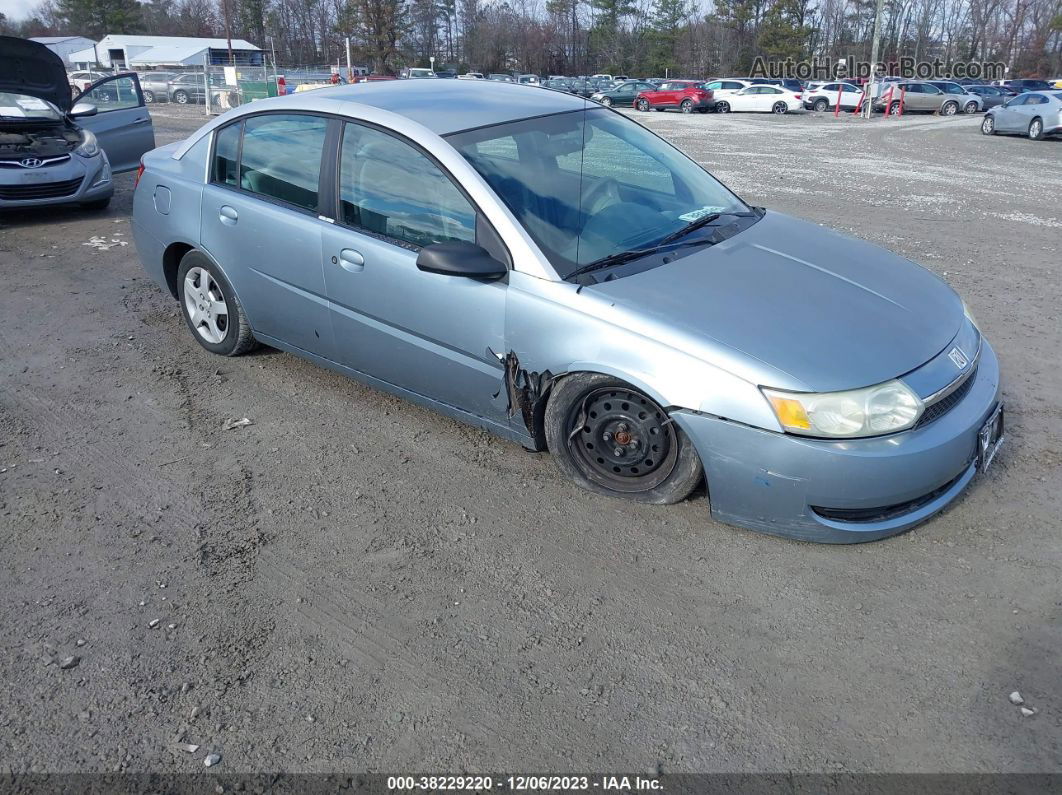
[
  {"left": 183, "top": 266, "right": 229, "bottom": 344},
  {"left": 566, "top": 387, "right": 679, "bottom": 493}
]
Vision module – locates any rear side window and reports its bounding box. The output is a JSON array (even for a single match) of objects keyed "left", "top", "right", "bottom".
[
  {"left": 338, "top": 122, "right": 476, "bottom": 248},
  {"left": 213, "top": 122, "right": 240, "bottom": 187},
  {"left": 239, "top": 114, "right": 328, "bottom": 211}
]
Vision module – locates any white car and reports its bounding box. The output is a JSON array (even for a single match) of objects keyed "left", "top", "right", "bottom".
[
  {"left": 803, "top": 81, "right": 864, "bottom": 112},
  {"left": 458, "top": 72, "right": 485, "bottom": 80},
  {"left": 716, "top": 84, "right": 803, "bottom": 114},
  {"left": 703, "top": 78, "right": 751, "bottom": 101},
  {"left": 67, "top": 70, "right": 110, "bottom": 97}
]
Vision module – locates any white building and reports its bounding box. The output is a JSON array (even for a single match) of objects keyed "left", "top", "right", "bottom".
[
  {"left": 66, "top": 35, "right": 263, "bottom": 69},
  {"left": 30, "top": 36, "right": 98, "bottom": 66}
]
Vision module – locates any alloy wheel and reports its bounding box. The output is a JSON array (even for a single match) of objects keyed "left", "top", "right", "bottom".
[
  {"left": 981, "top": 116, "right": 995, "bottom": 135},
  {"left": 183, "top": 267, "right": 229, "bottom": 344},
  {"left": 681, "top": 99, "right": 693, "bottom": 113},
  {"left": 772, "top": 102, "right": 787, "bottom": 114},
  {"left": 1029, "top": 119, "right": 1042, "bottom": 139},
  {"left": 942, "top": 101, "right": 958, "bottom": 116}
]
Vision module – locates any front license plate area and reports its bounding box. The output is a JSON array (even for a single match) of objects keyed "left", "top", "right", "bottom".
[{"left": 978, "top": 403, "right": 1004, "bottom": 473}]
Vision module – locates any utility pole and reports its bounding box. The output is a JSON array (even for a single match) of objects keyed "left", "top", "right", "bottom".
[
  {"left": 222, "top": 0, "right": 234, "bottom": 64},
  {"left": 863, "top": 0, "right": 885, "bottom": 118},
  {"left": 346, "top": 37, "right": 352, "bottom": 81}
]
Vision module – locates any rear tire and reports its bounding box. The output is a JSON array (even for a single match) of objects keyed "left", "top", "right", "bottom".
[
  {"left": 772, "top": 101, "right": 788, "bottom": 114},
  {"left": 177, "top": 251, "right": 258, "bottom": 357},
  {"left": 964, "top": 101, "right": 978, "bottom": 114},
  {"left": 889, "top": 101, "right": 902, "bottom": 116},
  {"left": 941, "top": 101, "right": 959, "bottom": 116},
  {"left": 544, "top": 373, "right": 704, "bottom": 505},
  {"left": 143, "top": 89, "right": 155, "bottom": 103},
  {"left": 173, "top": 90, "right": 189, "bottom": 104},
  {"left": 1028, "top": 118, "right": 1044, "bottom": 140},
  {"left": 680, "top": 99, "right": 693, "bottom": 113}
]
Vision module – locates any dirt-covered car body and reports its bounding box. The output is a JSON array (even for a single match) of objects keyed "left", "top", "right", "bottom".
[{"left": 132, "top": 80, "right": 1002, "bottom": 543}]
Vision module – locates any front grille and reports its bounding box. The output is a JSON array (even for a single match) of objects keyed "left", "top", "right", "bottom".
[
  {"left": 0, "top": 177, "right": 83, "bottom": 201},
  {"left": 916, "top": 368, "right": 977, "bottom": 428},
  {"left": 811, "top": 468, "right": 968, "bottom": 524}
]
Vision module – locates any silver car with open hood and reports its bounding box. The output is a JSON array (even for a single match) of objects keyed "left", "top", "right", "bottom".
[{"left": 0, "top": 36, "right": 154, "bottom": 210}]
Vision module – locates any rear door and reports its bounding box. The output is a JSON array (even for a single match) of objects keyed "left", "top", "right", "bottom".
[
  {"left": 199, "top": 112, "right": 335, "bottom": 358},
  {"left": 75, "top": 74, "right": 154, "bottom": 172}
]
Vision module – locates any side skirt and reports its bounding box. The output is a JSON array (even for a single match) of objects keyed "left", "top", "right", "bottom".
[{"left": 253, "top": 332, "right": 538, "bottom": 450}]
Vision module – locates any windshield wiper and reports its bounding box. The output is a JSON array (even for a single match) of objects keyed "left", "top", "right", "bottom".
[
  {"left": 566, "top": 236, "right": 714, "bottom": 281},
  {"left": 657, "top": 209, "right": 758, "bottom": 246}
]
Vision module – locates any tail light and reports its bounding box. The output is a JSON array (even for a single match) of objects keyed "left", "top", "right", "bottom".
[
  {"left": 794, "top": 93, "right": 802, "bottom": 100},
  {"left": 134, "top": 161, "right": 145, "bottom": 189}
]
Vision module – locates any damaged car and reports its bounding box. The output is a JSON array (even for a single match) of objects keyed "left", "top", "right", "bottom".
[
  {"left": 131, "top": 80, "right": 1003, "bottom": 543},
  {"left": 0, "top": 36, "right": 155, "bottom": 211}
]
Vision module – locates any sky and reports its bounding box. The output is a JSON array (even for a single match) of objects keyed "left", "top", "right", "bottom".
[{"left": 2, "top": 0, "right": 36, "bottom": 22}]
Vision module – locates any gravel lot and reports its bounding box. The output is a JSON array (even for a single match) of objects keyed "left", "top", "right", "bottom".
[{"left": 1, "top": 102, "right": 1060, "bottom": 776}]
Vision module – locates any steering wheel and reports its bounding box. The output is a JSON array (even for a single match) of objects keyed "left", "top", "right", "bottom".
[{"left": 582, "top": 177, "right": 622, "bottom": 215}]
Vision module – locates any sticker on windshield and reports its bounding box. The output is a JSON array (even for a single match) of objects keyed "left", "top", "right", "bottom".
[{"left": 678, "top": 206, "right": 726, "bottom": 222}]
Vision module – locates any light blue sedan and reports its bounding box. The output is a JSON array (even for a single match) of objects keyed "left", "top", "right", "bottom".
[{"left": 132, "top": 80, "right": 1003, "bottom": 543}]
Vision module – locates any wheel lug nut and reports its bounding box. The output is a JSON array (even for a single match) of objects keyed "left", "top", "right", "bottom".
[
  {"left": 614, "top": 448, "right": 624, "bottom": 457},
  {"left": 629, "top": 439, "right": 639, "bottom": 448},
  {"left": 618, "top": 423, "right": 628, "bottom": 432},
  {"left": 602, "top": 432, "right": 612, "bottom": 442}
]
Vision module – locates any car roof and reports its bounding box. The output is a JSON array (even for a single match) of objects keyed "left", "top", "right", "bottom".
[{"left": 299, "top": 79, "right": 587, "bottom": 134}]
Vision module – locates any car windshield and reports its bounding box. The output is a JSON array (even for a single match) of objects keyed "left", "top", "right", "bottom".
[
  {"left": 448, "top": 108, "right": 751, "bottom": 278},
  {"left": 0, "top": 92, "right": 62, "bottom": 121}
]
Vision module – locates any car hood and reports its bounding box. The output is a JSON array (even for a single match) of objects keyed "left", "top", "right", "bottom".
[
  {"left": 590, "top": 211, "right": 964, "bottom": 393},
  {"left": 0, "top": 36, "right": 71, "bottom": 114}
]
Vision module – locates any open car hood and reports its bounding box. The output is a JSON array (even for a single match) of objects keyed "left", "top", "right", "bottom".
[{"left": 0, "top": 36, "right": 72, "bottom": 114}]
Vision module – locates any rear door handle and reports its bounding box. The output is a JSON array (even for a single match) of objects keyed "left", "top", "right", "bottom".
[
  {"left": 219, "top": 205, "right": 238, "bottom": 225},
  {"left": 338, "top": 248, "right": 364, "bottom": 272}
]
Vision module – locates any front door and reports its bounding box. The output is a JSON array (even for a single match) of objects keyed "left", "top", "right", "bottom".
[
  {"left": 75, "top": 74, "right": 154, "bottom": 172},
  {"left": 199, "top": 113, "right": 335, "bottom": 358},
  {"left": 321, "top": 120, "right": 508, "bottom": 423}
]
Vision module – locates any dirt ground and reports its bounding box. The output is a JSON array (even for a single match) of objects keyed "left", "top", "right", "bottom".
[{"left": 1, "top": 103, "right": 1060, "bottom": 776}]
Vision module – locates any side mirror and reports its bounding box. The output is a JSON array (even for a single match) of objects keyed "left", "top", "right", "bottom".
[
  {"left": 416, "top": 241, "right": 507, "bottom": 279},
  {"left": 71, "top": 102, "right": 98, "bottom": 117}
]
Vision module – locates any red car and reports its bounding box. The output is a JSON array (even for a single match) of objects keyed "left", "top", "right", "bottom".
[{"left": 635, "top": 80, "right": 716, "bottom": 113}]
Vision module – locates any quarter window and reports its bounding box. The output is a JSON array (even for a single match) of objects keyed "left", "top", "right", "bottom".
[
  {"left": 338, "top": 123, "right": 476, "bottom": 248},
  {"left": 239, "top": 114, "right": 327, "bottom": 211},
  {"left": 213, "top": 122, "right": 240, "bottom": 187}
]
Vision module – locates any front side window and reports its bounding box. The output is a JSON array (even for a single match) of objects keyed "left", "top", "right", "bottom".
[
  {"left": 239, "top": 114, "right": 327, "bottom": 211},
  {"left": 84, "top": 76, "right": 142, "bottom": 111},
  {"left": 339, "top": 122, "right": 476, "bottom": 248},
  {"left": 449, "top": 108, "right": 750, "bottom": 277}
]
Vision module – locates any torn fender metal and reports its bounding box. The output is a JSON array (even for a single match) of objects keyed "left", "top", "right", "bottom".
[{"left": 502, "top": 351, "right": 553, "bottom": 446}]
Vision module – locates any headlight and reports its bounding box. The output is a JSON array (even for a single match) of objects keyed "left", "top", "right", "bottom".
[
  {"left": 762, "top": 380, "right": 923, "bottom": 438},
  {"left": 962, "top": 299, "right": 979, "bottom": 330},
  {"left": 75, "top": 129, "right": 100, "bottom": 157}
]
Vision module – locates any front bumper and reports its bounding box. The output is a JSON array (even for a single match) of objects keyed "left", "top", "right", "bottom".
[
  {"left": 0, "top": 153, "right": 112, "bottom": 209},
  {"left": 671, "top": 340, "right": 1002, "bottom": 543}
]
